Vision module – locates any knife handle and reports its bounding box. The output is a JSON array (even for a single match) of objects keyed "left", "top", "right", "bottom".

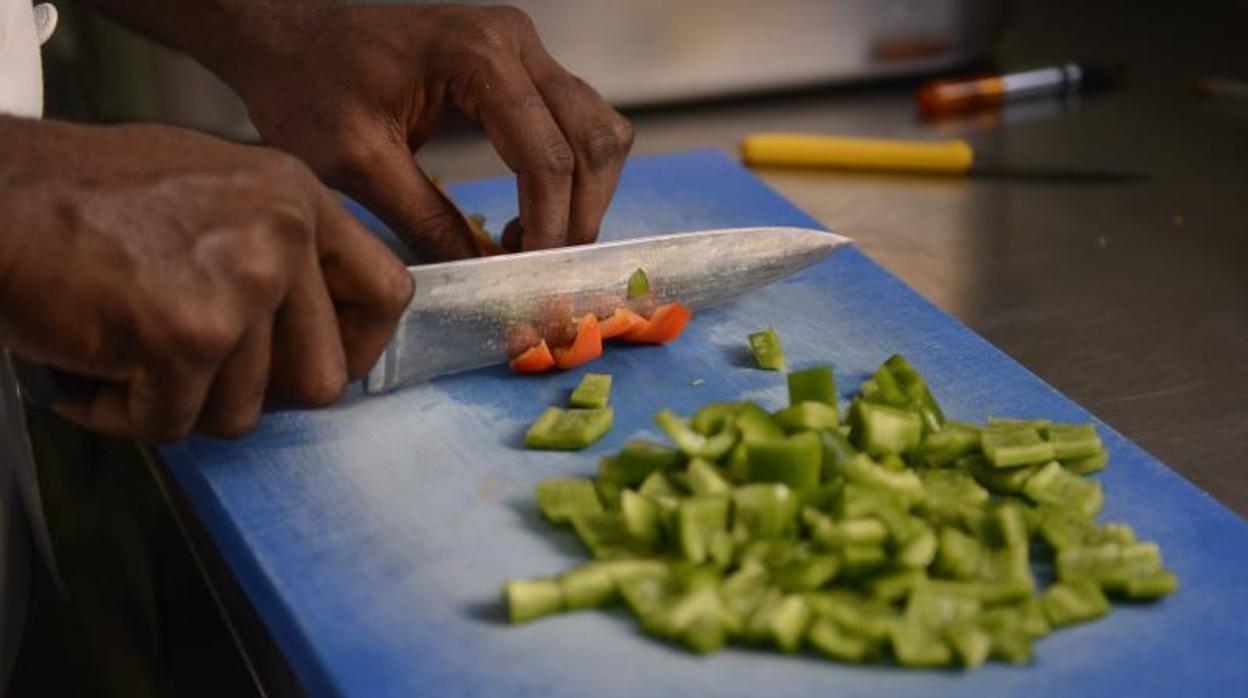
[
  {"left": 740, "top": 133, "right": 975, "bottom": 175},
  {"left": 9, "top": 356, "right": 102, "bottom": 408}
]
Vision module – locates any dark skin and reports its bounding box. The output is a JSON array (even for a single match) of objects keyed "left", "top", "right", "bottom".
[
  {"left": 78, "top": 1, "right": 635, "bottom": 258},
  {"left": 0, "top": 3, "right": 631, "bottom": 441},
  {"left": 0, "top": 117, "right": 413, "bottom": 441}
]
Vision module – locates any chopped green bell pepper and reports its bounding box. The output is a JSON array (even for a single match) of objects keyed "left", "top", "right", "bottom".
[
  {"left": 627, "top": 267, "right": 650, "bottom": 298},
  {"left": 773, "top": 401, "right": 840, "bottom": 433},
  {"left": 569, "top": 372, "right": 613, "bottom": 409},
  {"left": 787, "top": 366, "right": 836, "bottom": 407},
  {"left": 505, "top": 578, "right": 564, "bottom": 623},
  {"left": 748, "top": 327, "right": 786, "bottom": 370},
  {"left": 535, "top": 479, "right": 603, "bottom": 525},
  {"left": 598, "top": 440, "right": 684, "bottom": 486},
  {"left": 526, "top": 407, "right": 614, "bottom": 450},
  {"left": 745, "top": 432, "right": 823, "bottom": 493},
  {"left": 851, "top": 401, "right": 923, "bottom": 457},
  {"left": 981, "top": 424, "right": 1055, "bottom": 468}
]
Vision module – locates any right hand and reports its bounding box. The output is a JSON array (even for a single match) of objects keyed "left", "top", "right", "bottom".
[{"left": 0, "top": 120, "right": 414, "bottom": 441}]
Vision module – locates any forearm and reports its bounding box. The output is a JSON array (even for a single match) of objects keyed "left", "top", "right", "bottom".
[{"left": 74, "top": 0, "right": 341, "bottom": 86}]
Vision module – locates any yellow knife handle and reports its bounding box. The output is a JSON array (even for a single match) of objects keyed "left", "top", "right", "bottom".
[{"left": 740, "top": 133, "right": 975, "bottom": 175}]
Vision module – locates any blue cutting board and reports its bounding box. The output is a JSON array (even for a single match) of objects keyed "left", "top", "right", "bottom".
[{"left": 160, "top": 150, "right": 1248, "bottom": 698}]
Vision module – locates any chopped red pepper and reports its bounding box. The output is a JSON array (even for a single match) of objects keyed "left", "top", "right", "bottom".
[
  {"left": 554, "top": 315, "right": 604, "bottom": 370},
  {"left": 621, "top": 303, "right": 693, "bottom": 345},
  {"left": 600, "top": 307, "right": 647, "bottom": 339},
  {"left": 510, "top": 340, "right": 556, "bottom": 374}
]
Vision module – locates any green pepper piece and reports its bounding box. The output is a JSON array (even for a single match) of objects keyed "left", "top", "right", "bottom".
[
  {"left": 745, "top": 432, "right": 823, "bottom": 493},
  {"left": 525, "top": 407, "right": 614, "bottom": 450},
  {"left": 812, "top": 517, "right": 890, "bottom": 550},
  {"left": 691, "top": 402, "right": 741, "bottom": 436},
  {"left": 1063, "top": 450, "right": 1109, "bottom": 476},
  {"left": 772, "top": 555, "right": 841, "bottom": 593},
  {"left": 839, "top": 544, "right": 890, "bottom": 577},
  {"left": 733, "top": 483, "right": 799, "bottom": 540},
  {"left": 819, "top": 429, "right": 858, "bottom": 480},
  {"left": 1042, "top": 422, "right": 1103, "bottom": 460},
  {"left": 961, "top": 455, "right": 1040, "bottom": 495},
  {"left": 534, "top": 479, "right": 603, "bottom": 525},
  {"left": 1122, "top": 571, "right": 1179, "bottom": 600},
  {"left": 637, "top": 470, "right": 681, "bottom": 499},
  {"left": 842, "top": 454, "right": 924, "bottom": 498},
  {"left": 559, "top": 562, "right": 619, "bottom": 610},
  {"left": 985, "top": 502, "right": 1030, "bottom": 549},
  {"left": 935, "top": 527, "right": 984, "bottom": 580},
  {"left": 1057, "top": 541, "right": 1168, "bottom": 592},
  {"left": 686, "top": 458, "right": 732, "bottom": 496},
  {"left": 655, "top": 410, "right": 739, "bottom": 461},
  {"left": 571, "top": 511, "right": 639, "bottom": 560},
  {"left": 808, "top": 617, "right": 873, "bottom": 662},
  {"left": 774, "top": 401, "right": 840, "bottom": 433},
  {"left": 734, "top": 403, "right": 786, "bottom": 441},
  {"left": 890, "top": 621, "right": 954, "bottom": 667},
  {"left": 505, "top": 578, "right": 564, "bottom": 623},
  {"left": 677, "top": 496, "right": 730, "bottom": 564},
  {"left": 620, "top": 490, "right": 662, "bottom": 549},
  {"left": 745, "top": 592, "right": 811, "bottom": 653},
  {"left": 851, "top": 401, "right": 923, "bottom": 457},
  {"left": 1041, "top": 581, "right": 1110, "bottom": 627},
  {"left": 599, "top": 439, "right": 683, "bottom": 486},
  {"left": 920, "top": 421, "right": 982, "bottom": 467},
  {"left": 943, "top": 622, "right": 991, "bottom": 668},
  {"left": 883, "top": 354, "right": 947, "bottom": 433},
  {"left": 897, "top": 529, "right": 939, "bottom": 569},
  {"left": 905, "top": 586, "right": 982, "bottom": 630},
  {"left": 748, "top": 327, "right": 786, "bottom": 370},
  {"left": 593, "top": 479, "right": 622, "bottom": 511},
  {"left": 867, "top": 569, "right": 926, "bottom": 602},
  {"left": 987, "top": 417, "right": 1052, "bottom": 431},
  {"left": 627, "top": 267, "right": 650, "bottom": 298},
  {"left": 787, "top": 366, "right": 836, "bottom": 407},
  {"left": 1022, "top": 461, "right": 1104, "bottom": 517},
  {"left": 981, "top": 424, "right": 1055, "bottom": 468},
  {"left": 569, "top": 372, "right": 612, "bottom": 409}
]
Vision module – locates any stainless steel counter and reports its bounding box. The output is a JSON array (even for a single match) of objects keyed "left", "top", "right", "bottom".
[{"left": 416, "top": 1, "right": 1248, "bottom": 516}]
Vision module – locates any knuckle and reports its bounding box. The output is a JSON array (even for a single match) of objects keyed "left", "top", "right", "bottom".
[
  {"left": 225, "top": 236, "right": 288, "bottom": 300},
  {"left": 378, "top": 267, "right": 415, "bottom": 320},
  {"left": 537, "top": 137, "right": 576, "bottom": 178},
  {"left": 162, "top": 304, "right": 240, "bottom": 363},
  {"left": 611, "top": 114, "right": 636, "bottom": 152},
  {"left": 580, "top": 119, "right": 631, "bottom": 170}
]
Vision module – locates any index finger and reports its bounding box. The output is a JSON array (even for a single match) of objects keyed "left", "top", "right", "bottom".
[{"left": 316, "top": 191, "right": 416, "bottom": 380}]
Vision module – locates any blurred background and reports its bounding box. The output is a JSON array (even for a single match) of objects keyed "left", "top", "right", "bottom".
[{"left": 38, "top": 0, "right": 1248, "bottom": 511}]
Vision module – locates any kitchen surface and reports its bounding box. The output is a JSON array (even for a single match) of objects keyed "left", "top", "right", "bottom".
[{"left": 14, "top": 0, "right": 1248, "bottom": 696}]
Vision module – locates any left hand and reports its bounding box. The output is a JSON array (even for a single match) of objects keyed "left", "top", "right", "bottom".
[{"left": 220, "top": 4, "right": 634, "bottom": 261}]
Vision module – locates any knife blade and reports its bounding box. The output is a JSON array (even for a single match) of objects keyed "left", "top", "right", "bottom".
[{"left": 366, "top": 226, "right": 851, "bottom": 393}]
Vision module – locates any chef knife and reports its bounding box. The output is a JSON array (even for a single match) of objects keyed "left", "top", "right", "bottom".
[
  {"left": 11, "top": 227, "right": 851, "bottom": 403},
  {"left": 365, "top": 226, "right": 851, "bottom": 392}
]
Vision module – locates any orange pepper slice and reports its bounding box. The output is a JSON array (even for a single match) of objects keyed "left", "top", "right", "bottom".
[
  {"left": 599, "top": 307, "right": 647, "bottom": 339},
  {"left": 554, "top": 315, "right": 604, "bottom": 370},
  {"left": 620, "top": 303, "right": 693, "bottom": 344},
  {"left": 509, "top": 340, "right": 556, "bottom": 374}
]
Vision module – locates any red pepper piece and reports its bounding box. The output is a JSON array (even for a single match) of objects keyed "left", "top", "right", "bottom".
[
  {"left": 510, "top": 340, "right": 556, "bottom": 374},
  {"left": 621, "top": 303, "right": 693, "bottom": 344},
  {"left": 600, "top": 307, "right": 647, "bottom": 339},
  {"left": 554, "top": 315, "right": 604, "bottom": 370}
]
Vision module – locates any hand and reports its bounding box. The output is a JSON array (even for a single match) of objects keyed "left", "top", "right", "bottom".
[
  {"left": 0, "top": 120, "right": 413, "bottom": 441},
  {"left": 221, "top": 5, "right": 634, "bottom": 260}
]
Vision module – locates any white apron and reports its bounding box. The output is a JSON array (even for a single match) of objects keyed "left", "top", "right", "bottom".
[{"left": 1, "top": 0, "right": 60, "bottom": 687}]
